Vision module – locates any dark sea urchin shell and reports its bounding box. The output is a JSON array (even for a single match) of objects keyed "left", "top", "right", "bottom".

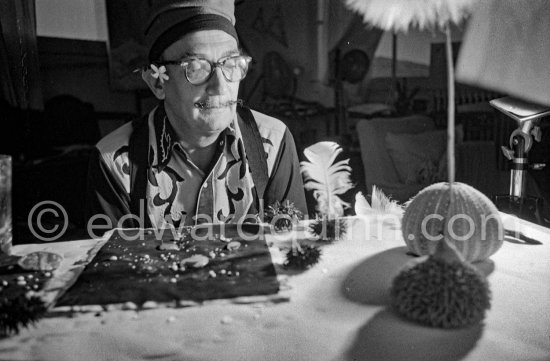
[
  {"left": 309, "top": 218, "right": 348, "bottom": 242},
  {"left": 1, "top": 293, "right": 47, "bottom": 336},
  {"left": 284, "top": 245, "right": 322, "bottom": 269},
  {"left": 390, "top": 257, "right": 490, "bottom": 328}
]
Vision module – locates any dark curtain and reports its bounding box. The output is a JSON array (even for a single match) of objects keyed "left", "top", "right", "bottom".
[{"left": 0, "top": 0, "right": 43, "bottom": 110}]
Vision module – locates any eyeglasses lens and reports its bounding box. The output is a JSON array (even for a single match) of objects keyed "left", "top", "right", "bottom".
[{"left": 185, "top": 56, "right": 249, "bottom": 85}]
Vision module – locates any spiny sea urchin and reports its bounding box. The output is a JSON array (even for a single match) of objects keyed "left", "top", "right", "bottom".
[
  {"left": 264, "top": 200, "right": 304, "bottom": 232},
  {"left": 284, "top": 245, "right": 322, "bottom": 269},
  {"left": 0, "top": 292, "right": 47, "bottom": 336},
  {"left": 309, "top": 217, "right": 348, "bottom": 242},
  {"left": 390, "top": 238, "right": 490, "bottom": 328}
]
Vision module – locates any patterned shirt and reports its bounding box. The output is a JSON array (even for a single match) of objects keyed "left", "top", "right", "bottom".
[{"left": 86, "top": 104, "right": 307, "bottom": 229}]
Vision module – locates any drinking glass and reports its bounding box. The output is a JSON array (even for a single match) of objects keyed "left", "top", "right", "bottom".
[{"left": 0, "top": 155, "right": 12, "bottom": 255}]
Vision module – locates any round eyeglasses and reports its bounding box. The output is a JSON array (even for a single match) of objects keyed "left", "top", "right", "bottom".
[{"left": 156, "top": 55, "right": 252, "bottom": 85}]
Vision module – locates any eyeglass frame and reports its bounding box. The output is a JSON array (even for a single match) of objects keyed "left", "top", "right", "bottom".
[{"left": 154, "top": 54, "right": 252, "bottom": 85}]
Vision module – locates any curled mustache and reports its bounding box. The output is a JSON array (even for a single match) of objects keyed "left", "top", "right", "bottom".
[{"left": 194, "top": 99, "right": 243, "bottom": 109}]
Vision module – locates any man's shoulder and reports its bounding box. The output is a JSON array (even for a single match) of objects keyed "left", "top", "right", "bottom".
[
  {"left": 96, "top": 121, "right": 133, "bottom": 155},
  {"left": 248, "top": 109, "right": 289, "bottom": 139},
  {"left": 96, "top": 110, "right": 151, "bottom": 156}
]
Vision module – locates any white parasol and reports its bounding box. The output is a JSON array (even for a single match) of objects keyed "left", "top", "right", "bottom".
[{"left": 344, "top": 0, "right": 478, "bottom": 191}]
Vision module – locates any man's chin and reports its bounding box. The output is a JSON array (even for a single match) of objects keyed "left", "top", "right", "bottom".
[{"left": 199, "top": 107, "right": 235, "bottom": 131}]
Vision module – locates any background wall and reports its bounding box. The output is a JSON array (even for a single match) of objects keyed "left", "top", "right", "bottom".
[
  {"left": 34, "top": 0, "right": 466, "bottom": 112},
  {"left": 36, "top": 0, "right": 108, "bottom": 41}
]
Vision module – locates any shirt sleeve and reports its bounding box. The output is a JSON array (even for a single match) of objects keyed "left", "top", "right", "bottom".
[
  {"left": 85, "top": 147, "right": 132, "bottom": 230},
  {"left": 264, "top": 128, "right": 308, "bottom": 215}
]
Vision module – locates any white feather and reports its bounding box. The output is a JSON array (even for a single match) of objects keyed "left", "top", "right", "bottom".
[
  {"left": 354, "top": 186, "right": 404, "bottom": 217},
  {"left": 300, "top": 142, "right": 354, "bottom": 218}
]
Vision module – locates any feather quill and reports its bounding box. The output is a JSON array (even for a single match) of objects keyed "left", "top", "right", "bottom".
[
  {"left": 354, "top": 186, "right": 404, "bottom": 217},
  {"left": 300, "top": 142, "right": 354, "bottom": 217}
]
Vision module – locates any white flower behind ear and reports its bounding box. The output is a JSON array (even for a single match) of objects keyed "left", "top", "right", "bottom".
[{"left": 150, "top": 64, "right": 169, "bottom": 84}]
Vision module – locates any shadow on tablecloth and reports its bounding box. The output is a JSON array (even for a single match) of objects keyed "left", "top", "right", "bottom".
[
  {"left": 344, "top": 308, "right": 484, "bottom": 361},
  {"left": 341, "top": 246, "right": 412, "bottom": 306},
  {"left": 341, "top": 246, "right": 495, "bottom": 306}
]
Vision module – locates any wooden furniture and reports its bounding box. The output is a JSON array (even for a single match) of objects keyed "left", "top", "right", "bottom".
[
  {"left": 356, "top": 115, "right": 435, "bottom": 202},
  {"left": 356, "top": 114, "right": 512, "bottom": 202}
]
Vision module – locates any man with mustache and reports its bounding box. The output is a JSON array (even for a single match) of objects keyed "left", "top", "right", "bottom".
[{"left": 86, "top": 0, "right": 307, "bottom": 229}]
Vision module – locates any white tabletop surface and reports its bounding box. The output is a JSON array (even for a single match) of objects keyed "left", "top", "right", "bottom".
[{"left": 0, "top": 214, "right": 549, "bottom": 361}]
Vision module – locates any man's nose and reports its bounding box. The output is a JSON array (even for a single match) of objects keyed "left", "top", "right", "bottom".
[{"left": 206, "top": 67, "right": 229, "bottom": 95}]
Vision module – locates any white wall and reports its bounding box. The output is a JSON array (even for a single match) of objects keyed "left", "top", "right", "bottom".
[
  {"left": 35, "top": 0, "right": 108, "bottom": 41},
  {"left": 374, "top": 23, "right": 465, "bottom": 65}
]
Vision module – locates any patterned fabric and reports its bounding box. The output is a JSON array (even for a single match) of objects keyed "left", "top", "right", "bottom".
[
  {"left": 87, "top": 103, "right": 307, "bottom": 229},
  {"left": 147, "top": 106, "right": 254, "bottom": 227}
]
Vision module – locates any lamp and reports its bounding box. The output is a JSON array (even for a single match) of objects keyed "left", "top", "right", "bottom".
[
  {"left": 489, "top": 97, "right": 549, "bottom": 223},
  {"left": 456, "top": 0, "right": 550, "bottom": 224}
]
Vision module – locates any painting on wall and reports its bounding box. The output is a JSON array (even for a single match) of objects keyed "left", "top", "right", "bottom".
[{"left": 105, "top": 0, "right": 152, "bottom": 91}]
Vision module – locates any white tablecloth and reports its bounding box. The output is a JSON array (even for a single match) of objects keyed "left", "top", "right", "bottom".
[{"left": 0, "top": 214, "right": 549, "bottom": 361}]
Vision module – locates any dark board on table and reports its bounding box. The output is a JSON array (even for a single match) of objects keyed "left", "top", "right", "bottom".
[{"left": 57, "top": 225, "right": 279, "bottom": 306}]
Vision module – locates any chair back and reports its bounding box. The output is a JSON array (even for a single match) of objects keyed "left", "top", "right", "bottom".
[{"left": 356, "top": 115, "right": 435, "bottom": 191}]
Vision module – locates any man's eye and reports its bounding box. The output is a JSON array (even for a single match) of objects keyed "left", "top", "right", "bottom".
[
  {"left": 187, "top": 61, "right": 204, "bottom": 71},
  {"left": 224, "top": 58, "right": 241, "bottom": 68}
]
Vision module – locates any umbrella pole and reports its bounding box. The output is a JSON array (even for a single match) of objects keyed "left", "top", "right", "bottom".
[
  {"left": 444, "top": 23, "right": 456, "bottom": 240},
  {"left": 445, "top": 24, "right": 456, "bottom": 185}
]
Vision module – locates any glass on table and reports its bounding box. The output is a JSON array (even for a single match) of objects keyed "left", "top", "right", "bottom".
[{"left": 0, "top": 155, "right": 12, "bottom": 255}]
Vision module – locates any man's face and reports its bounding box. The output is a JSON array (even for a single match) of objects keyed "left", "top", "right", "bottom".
[{"left": 161, "top": 30, "right": 241, "bottom": 136}]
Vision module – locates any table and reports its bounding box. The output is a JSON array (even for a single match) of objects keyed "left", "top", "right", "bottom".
[{"left": 0, "top": 214, "right": 549, "bottom": 361}]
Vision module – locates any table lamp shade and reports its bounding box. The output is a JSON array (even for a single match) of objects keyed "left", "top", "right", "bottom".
[
  {"left": 456, "top": 0, "right": 550, "bottom": 107},
  {"left": 344, "top": 0, "right": 476, "bottom": 32}
]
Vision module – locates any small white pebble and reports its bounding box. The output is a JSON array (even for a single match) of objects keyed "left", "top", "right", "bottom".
[
  {"left": 143, "top": 254, "right": 150, "bottom": 260},
  {"left": 220, "top": 253, "right": 226, "bottom": 257},
  {"left": 209, "top": 251, "right": 216, "bottom": 259},
  {"left": 209, "top": 270, "right": 217, "bottom": 278},
  {"left": 220, "top": 269, "right": 226, "bottom": 275},
  {"left": 142, "top": 301, "right": 158, "bottom": 309},
  {"left": 170, "top": 277, "right": 177, "bottom": 283},
  {"left": 235, "top": 271, "right": 240, "bottom": 276},
  {"left": 171, "top": 264, "right": 178, "bottom": 271},
  {"left": 109, "top": 256, "right": 118, "bottom": 261},
  {"left": 2, "top": 280, "right": 8, "bottom": 286},
  {"left": 17, "top": 276, "right": 25, "bottom": 282},
  {"left": 166, "top": 316, "right": 176, "bottom": 323},
  {"left": 83, "top": 305, "right": 104, "bottom": 313},
  {"left": 226, "top": 241, "right": 241, "bottom": 251},
  {"left": 123, "top": 302, "right": 137, "bottom": 310},
  {"left": 221, "top": 316, "right": 233, "bottom": 324}
]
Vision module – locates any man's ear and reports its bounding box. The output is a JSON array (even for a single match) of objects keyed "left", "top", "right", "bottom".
[{"left": 141, "top": 69, "right": 166, "bottom": 100}]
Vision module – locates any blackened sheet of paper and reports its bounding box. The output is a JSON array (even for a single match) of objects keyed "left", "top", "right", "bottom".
[{"left": 56, "top": 226, "right": 279, "bottom": 306}]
